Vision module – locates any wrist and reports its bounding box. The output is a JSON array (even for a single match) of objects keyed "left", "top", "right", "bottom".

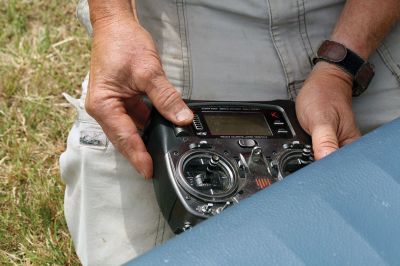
[
  {"left": 312, "top": 61, "right": 353, "bottom": 98},
  {"left": 89, "top": 0, "right": 137, "bottom": 30},
  {"left": 313, "top": 40, "right": 375, "bottom": 97}
]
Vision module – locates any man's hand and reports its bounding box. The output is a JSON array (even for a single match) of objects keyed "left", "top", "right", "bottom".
[
  {"left": 296, "top": 0, "right": 399, "bottom": 160},
  {"left": 296, "top": 62, "right": 361, "bottom": 160},
  {"left": 86, "top": 10, "right": 193, "bottom": 178}
]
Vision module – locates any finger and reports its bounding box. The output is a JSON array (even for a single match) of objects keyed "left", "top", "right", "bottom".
[
  {"left": 86, "top": 96, "right": 153, "bottom": 178},
  {"left": 145, "top": 75, "right": 193, "bottom": 126},
  {"left": 311, "top": 124, "right": 339, "bottom": 160},
  {"left": 103, "top": 110, "right": 153, "bottom": 178}
]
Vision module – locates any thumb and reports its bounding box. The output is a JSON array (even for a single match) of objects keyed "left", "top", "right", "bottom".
[
  {"left": 146, "top": 75, "right": 193, "bottom": 125},
  {"left": 311, "top": 124, "right": 339, "bottom": 160}
]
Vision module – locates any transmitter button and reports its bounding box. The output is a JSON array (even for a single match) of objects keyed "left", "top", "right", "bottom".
[
  {"left": 273, "top": 120, "right": 285, "bottom": 126},
  {"left": 238, "top": 139, "right": 257, "bottom": 148},
  {"left": 277, "top": 129, "right": 289, "bottom": 135}
]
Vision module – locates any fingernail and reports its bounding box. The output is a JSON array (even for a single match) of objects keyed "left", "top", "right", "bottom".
[
  {"left": 139, "top": 170, "right": 147, "bottom": 178},
  {"left": 139, "top": 170, "right": 152, "bottom": 180},
  {"left": 321, "top": 150, "right": 335, "bottom": 159},
  {"left": 176, "top": 108, "right": 192, "bottom": 122}
]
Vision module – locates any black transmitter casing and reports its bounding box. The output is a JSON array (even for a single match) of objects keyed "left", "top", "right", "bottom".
[{"left": 144, "top": 100, "right": 313, "bottom": 234}]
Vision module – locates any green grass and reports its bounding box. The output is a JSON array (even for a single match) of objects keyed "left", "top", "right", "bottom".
[{"left": 0, "top": 0, "right": 90, "bottom": 264}]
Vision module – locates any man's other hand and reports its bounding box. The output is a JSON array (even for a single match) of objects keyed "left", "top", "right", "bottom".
[
  {"left": 296, "top": 61, "right": 361, "bottom": 160},
  {"left": 86, "top": 15, "right": 193, "bottom": 178}
]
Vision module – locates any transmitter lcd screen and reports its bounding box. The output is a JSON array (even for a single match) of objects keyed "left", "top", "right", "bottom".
[{"left": 203, "top": 112, "right": 273, "bottom": 136}]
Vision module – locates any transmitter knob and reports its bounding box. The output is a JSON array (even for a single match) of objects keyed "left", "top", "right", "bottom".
[
  {"left": 301, "top": 147, "right": 314, "bottom": 164},
  {"left": 207, "top": 155, "right": 220, "bottom": 172},
  {"left": 250, "top": 146, "right": 263, "bottom": 162},
  {"left": 210, "top": 155, "right": 220, "bottom": 165}
]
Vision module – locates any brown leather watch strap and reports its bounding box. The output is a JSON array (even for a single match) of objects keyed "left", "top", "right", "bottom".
[{"left": 313, "top": 40, "right": 375, "bottom": 97}]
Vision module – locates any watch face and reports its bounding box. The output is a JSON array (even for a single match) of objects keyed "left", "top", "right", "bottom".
[{"left": 317, "top": 40, "right": 347, "bottom": 62}]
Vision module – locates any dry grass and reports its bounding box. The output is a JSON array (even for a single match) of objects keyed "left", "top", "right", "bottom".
[{"left": 0, "top": 0, "right": 90, "bottom": 264}]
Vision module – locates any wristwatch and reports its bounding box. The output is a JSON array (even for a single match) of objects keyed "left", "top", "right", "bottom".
[{"left": 312, "top": 40, "right": 375, "bottom": 97}]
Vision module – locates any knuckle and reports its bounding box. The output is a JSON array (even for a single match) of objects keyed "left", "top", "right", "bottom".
[
  {"left": 112, "top": 130, "right": 136, "bottom": 154},
  {"left": 133, "top": 64, "right": 163, "bottom": 86},
  {"left": 84, "top": 97, "right": 96, "bottom": 117},
  {"left": 84, "top": 94, "right": 102, "bottom": 118},
  {"left": 316, "top": 135, "right": 338, "bottom": 150},
  {"left": 319, "top": 141, "right": 338, "bottom": 150},
  {"left": 85, "top": 97, "right": 96, "bottom": 116},
  {"left": 131, "top": 152, "right": 147, "bottom": 169},
  {"left": 156, "top": 87, "right": 181, "bottom": 109}
]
